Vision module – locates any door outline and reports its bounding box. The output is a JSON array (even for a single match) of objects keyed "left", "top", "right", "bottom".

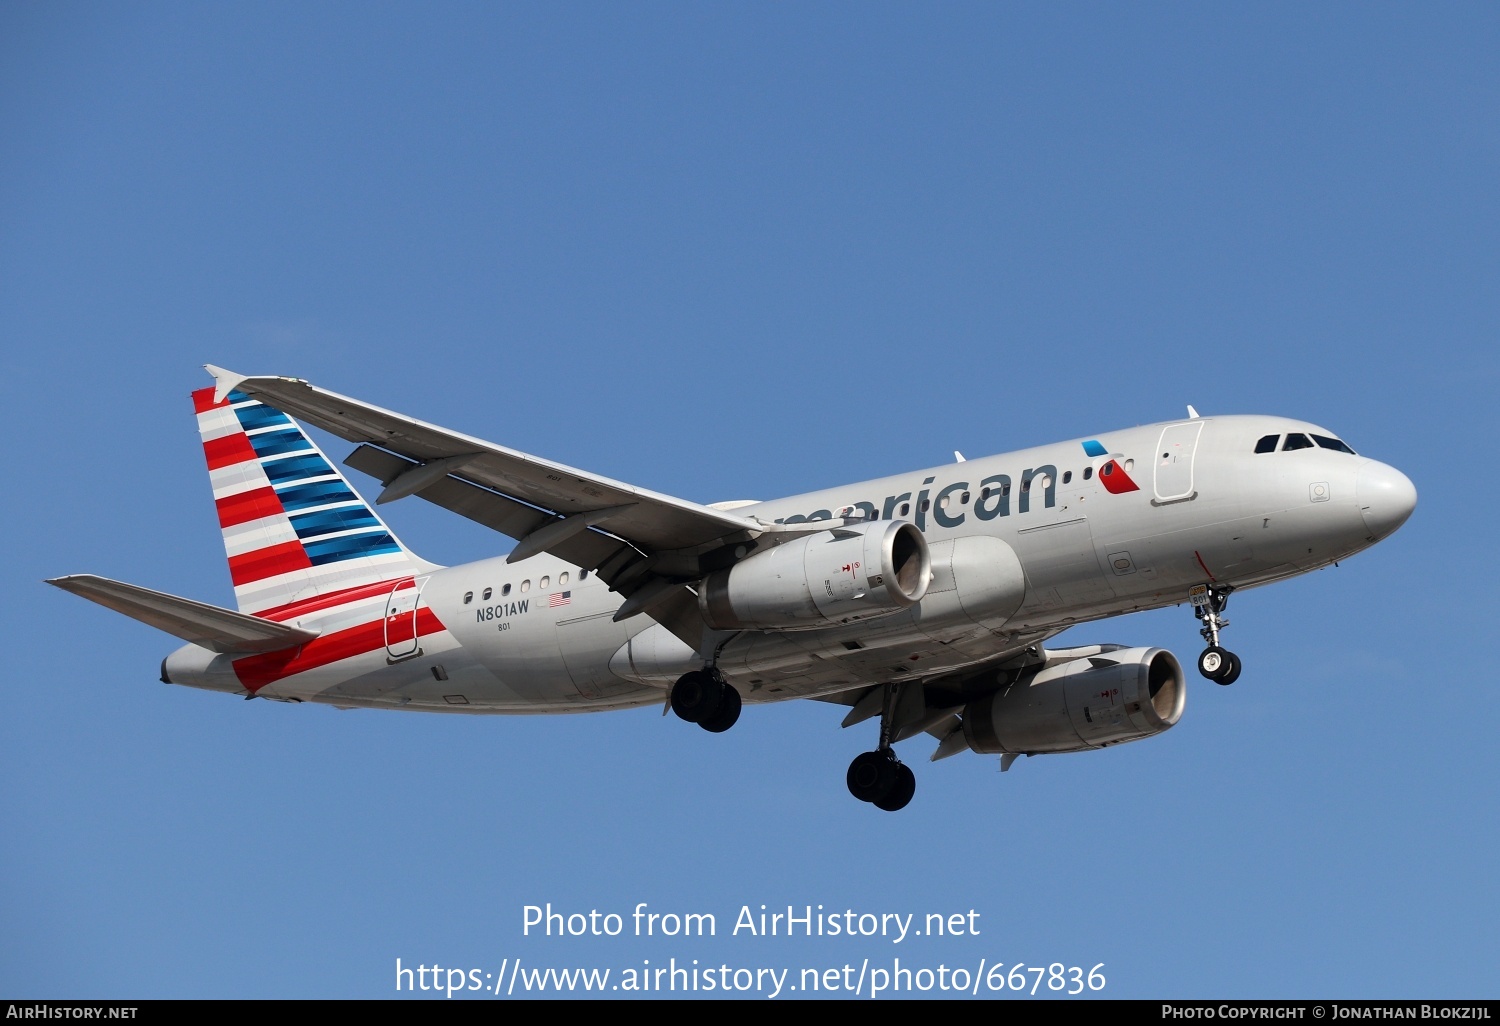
[
  {"left": 1152, "top": 422, "right": 1204, "bottom": 505},
  {"left": 384, "top": 576, "right": 430, "bottom": 662}
]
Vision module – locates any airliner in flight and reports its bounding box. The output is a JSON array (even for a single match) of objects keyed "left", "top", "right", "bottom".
[{"left": 49, "top": 367, "right": 1416, "bottom": 811}]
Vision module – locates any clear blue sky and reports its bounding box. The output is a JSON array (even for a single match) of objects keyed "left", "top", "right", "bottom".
[{"left": 3, "top": 2, "right": 1496, "bottom": 999}]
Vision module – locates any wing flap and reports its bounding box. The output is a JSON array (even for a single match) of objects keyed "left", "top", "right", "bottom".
[
  {"left": 345, "top": 445, "right": 707, "bottom": 651},
  {"left": 47, "top": 574, "right": 319, "bottom": 654}
]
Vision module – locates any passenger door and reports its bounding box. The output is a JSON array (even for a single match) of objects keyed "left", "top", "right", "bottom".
[{"left": 1153, "top": 422, "right": 1203, "bottom": 504}]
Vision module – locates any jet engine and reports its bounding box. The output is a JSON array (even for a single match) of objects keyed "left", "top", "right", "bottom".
[
  {"left": 962, "top": 647, "right": 1185, "bottom": 754},
  {"left": 699, "top": 521, "right": 931, "bottom": 631}
]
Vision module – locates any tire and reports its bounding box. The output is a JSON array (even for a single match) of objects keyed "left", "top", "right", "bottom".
[
  {"left": 1217, "top": 651, "right": 1242, "bottom": 686},
  {"left": 873, "top": 762, "right": 916, "bottom": 812},
  {"left": 670, "top": 670, "right": 721, "bottom": 724},
  {"left": 1198, "top": 646, "right": 1230, "bottom": 681},
  {"left": 847, "top": 750, "right": 898, "bottom": 803},
  {"left": 699, "top": 682, "right": 742, "bottom": 732}
]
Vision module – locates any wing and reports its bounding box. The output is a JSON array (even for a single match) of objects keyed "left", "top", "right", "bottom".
[{"left": 204, "top": 366, "right": 785, "bottom": 651}]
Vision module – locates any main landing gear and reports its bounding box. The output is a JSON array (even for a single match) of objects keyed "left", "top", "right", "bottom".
[
  {"left": 1191, "top": 584, "right": 1241, "bottom": 686},
  {"left": 846, "top": 683, "right": 916, "bottom": 812},
  {"left": 670, "top": 668, "right": 742, "bottom": 733}
]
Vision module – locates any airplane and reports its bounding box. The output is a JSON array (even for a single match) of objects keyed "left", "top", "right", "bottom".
[{"left": 48, "top": 367, "right": 1417, "bottom": 811}]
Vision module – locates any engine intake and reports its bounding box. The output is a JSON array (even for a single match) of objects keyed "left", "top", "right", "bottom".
[
  {"left": 962, "top": 647, "right": 1185, "bottom": 754},
  {"left": 699, "top": 521, "right": 931, "bottom": 631}
]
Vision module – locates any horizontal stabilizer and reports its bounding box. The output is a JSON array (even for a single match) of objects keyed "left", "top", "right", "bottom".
[{"left": 46, "top": 574, "right": 319, "bottom": 654}]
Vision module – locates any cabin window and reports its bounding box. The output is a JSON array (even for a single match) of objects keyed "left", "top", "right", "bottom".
[
  {"left": 1255, "top": 434, "right": 1280, "bottom": 454},
  {"left": 1312, "top": 434, "right": 1357, "bottom": 455},
  {"left": 520, "top": 580, "right": 531, "bottom": 593},
  {"left": 463, "top": 591, "right": 473, "bottom": 604},
  {"left": 1083, "top": 466, "right": 1093, "bottom": 480},
  {"left": 1062, "top": 471, "right": 1072, "bottom": 484},
  {"left": 980, "top": 486, "right": 990, "bottom": 500},
  {"left": 1124, "top": 459, "right": 1134, "bottom": 471},
  {"left": 502, "top": 583, "right": 511, "bottom": 597},
  {"left": 1283, "top": 433, "right": 1314, "bottom": 451},
  {"left": 900, "top": 502, "right": 910, "bottom": 516},
  {"left": 579, "top": 569, "right": 589, "bottom": 580},
  {"left": 540, "top": 575, "right": 550, "bottom": 589},
  {"left": 960, "top": 491, "right": 970, "bottom": 504},
  {"left": 481, "top": 588, "right": 492, "bottom": 600},
  {"left": 559, "top": 571, "right": 570, "bottom": 586},
  {"left": 919, "top": 499, "right": 930, "bottom": 512}
]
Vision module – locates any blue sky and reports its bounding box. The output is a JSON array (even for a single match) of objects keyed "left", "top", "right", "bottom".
[{"left": 3, "top": 3, "right": 1496, "bottom": 999}]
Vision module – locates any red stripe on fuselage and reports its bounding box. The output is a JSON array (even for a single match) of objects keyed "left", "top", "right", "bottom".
[
  {"left": 1194, "top": 550, "right": 1217, "bottom": 582},
  {"left": 192, "top": 387, "right": 230, "bottom": 414},
  {"left": 251, "top": 578, "right": 412, "bottom": 621},
  {"left": 232, "top": 607, "right": 447, "bottom": 691},
  {"left": 228, "top": 540, "right": 313, "bottom": 586},
  {"left": 203, "top": 432, "right": 257, "bottom": 470},
  {"left": 216, "top": 486, "right": 284, "bottom": 528}
]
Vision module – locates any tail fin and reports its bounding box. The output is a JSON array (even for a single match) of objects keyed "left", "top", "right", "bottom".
[{"left": 192, "top": 383, "right": 437, "bottom": 616}]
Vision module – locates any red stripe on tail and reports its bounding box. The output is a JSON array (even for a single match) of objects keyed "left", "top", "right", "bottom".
[
  {"left": 192, "top": 387, "right": 230, "bottom": 414},
  {"left": 216, "top": 486, "right": 284, "bottom": 529},
  {"left": 203, "top": 432, "right": 257, "bottom": 471},
  {"left": 228, "top": 540, "right": 313, "bottom": 586}
]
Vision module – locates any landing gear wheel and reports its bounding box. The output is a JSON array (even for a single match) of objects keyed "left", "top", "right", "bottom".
[
  {"left": 846, "top": 682, "right": 919, "bottom": 810},
  {"left": 698, "top": 682, "right": 741, "bottom": 732},
  {"left": 873, "top": 762, "right": 916, "bottom": 812},
  {"left": 1198, "top": 646, "right": 1241, "bottom": 685},
  {"left": 847, "top": 750, "right": 899, "bottom": 804},
  {"left": 1198, "top": 646, "right": 1227, "bottom": 679},
  {"left": 670, "top": 670, "right": 721, "bottom": 724}
]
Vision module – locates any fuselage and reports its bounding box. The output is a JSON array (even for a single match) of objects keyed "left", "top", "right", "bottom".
[{"left": 163, "top": 413, "right": 1416, "bottom": 713}]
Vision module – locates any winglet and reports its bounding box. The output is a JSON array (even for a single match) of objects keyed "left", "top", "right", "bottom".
[{"left": 205, "top": 364, "right": 251, "bottom": 404}]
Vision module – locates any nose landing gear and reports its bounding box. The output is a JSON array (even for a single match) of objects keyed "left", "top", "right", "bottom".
[
  {"left": 846, "top": 683, "right": 916, "bottom": 811},
  {"left": 1191, "top": 584, "right": 1241, "bottom": 685}
]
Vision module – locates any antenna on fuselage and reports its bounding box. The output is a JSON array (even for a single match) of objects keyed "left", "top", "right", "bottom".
[
  {"left": 1186, "top": 405, "right": 1200, "bottom": 419},
  {"left": 953, "top": 451, "right": 966, "bottom": 463}
]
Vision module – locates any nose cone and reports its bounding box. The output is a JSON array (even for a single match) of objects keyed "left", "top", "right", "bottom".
[{"left": 1356, "top": 460, "right": 1417, "bottom": 541}]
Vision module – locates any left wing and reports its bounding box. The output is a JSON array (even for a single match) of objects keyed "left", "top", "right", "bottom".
[{"left": 204, "top": 366, "right": 795, "bottom": 650}]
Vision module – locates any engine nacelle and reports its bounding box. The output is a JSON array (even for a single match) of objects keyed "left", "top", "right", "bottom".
[
  {"left": 699, "top": 521, "right": 931, "bottom": 631},
  {"left": 962, "top": 647, "right": 1185, "bottom": 754}
]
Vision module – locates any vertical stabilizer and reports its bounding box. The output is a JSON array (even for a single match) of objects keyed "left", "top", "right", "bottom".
[{"left": 192, "top": 384, "right": 437, "bottom": 616}]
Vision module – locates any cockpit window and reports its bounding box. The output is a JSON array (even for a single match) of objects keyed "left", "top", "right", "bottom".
[
  {"left": 1254, "top": 434, "right": 1279, "bottom": 454},
  {"left": 1312, "top": 434, "right": 1357, "bottom": 455},
  {"left": 1282, "top": 433, "right": 1314, "bottom": 451}
]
